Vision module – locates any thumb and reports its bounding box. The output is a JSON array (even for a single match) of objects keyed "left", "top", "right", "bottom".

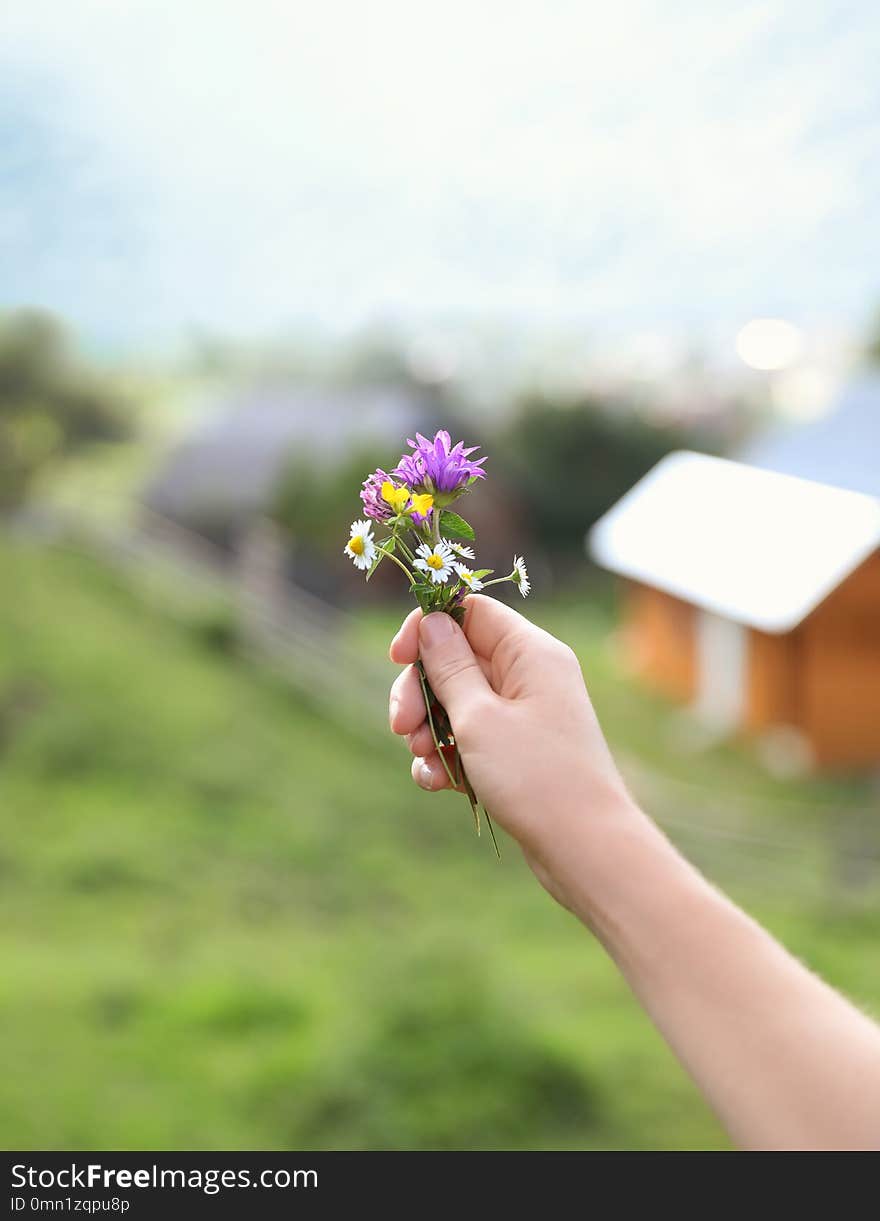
[{"left": 419, "top": 612, "right": 491, "bottom": 725}]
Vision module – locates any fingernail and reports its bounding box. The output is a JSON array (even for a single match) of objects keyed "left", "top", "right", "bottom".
[
  {"left": 420, "top": 613, "right": 455, "bottom": 647},
  {"left": 418, "top": 760, "right": 434, "bottom": 788},
  {"left": 389, "top": 695, "right": 400, "bottom": 728}
]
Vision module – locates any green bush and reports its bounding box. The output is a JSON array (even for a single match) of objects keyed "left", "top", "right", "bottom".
[
  {"left": 0, "top": 310, "right": 129, "bottom": 511},
  {"left": 498, "top": 395, "right": 703, "bottom": 564},
  {"left": 188, "top": 605, "right": 241, "bottom": 657},
  {"left": 272, "top": 444, "right": 389, "bottom": 550}
]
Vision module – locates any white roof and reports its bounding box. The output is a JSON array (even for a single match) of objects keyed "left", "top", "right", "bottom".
[{"left": 588, "top": 451, "right": 880, "bottom": 634}]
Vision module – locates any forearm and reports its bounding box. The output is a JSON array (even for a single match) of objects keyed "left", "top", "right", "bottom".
[{"left": 547, "top": 799, "right": 880, "bottom": 1150}]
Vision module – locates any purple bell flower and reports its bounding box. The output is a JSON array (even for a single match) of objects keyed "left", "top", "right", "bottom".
[{"left": 393, "top": 430, "right": 486, "bottom": 494}]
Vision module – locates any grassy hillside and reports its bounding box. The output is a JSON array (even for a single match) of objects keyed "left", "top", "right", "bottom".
[{"left": 1, "top": 535, "right": 877, "bottom": 1149}]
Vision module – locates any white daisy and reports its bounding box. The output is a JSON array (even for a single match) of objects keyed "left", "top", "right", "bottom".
[
  {"left": 512, "top": 555, "right": 530, "bottom": 597},
  {"left": 413, "top": 539, "right": 456, "bottom": 585},
  {"left": 449, "top": 542, "right": 475, "bottom": 559},
  {"left": 344, "top": 519, "right": 377, "bottom": 571},
  {"left": 454, "top": 564, "right": 484, "bottom": 592}
]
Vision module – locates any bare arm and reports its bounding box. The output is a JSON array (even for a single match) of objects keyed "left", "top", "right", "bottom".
[
  {"left": 388, "top": 598, "right": 880, "bottom": 1150},
  {"left": 550, "top": 802, "right": 880, "bottom": 1149}
]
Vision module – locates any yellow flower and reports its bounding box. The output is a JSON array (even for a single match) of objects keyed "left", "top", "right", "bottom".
[
  {"left": 407, "top": 492, "right": 434, "bottom": 517},
  {"left": 381, "top": 481, "right": 411, "bottom": 514}
]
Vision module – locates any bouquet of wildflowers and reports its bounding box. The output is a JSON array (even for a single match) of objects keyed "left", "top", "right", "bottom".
[{"left": 344, "top": 430, "right": 529, "bottom": 856}]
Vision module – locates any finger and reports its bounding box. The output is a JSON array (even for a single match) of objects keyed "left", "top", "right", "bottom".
[
  {"left": 388, "top": 664, "right": 426, "bottom": 735},
  {"left": 405, "top": 723, "right": 434, "bottom": 758},
  {"left": 391, "top": 595, "right": 530, "bottom": 666},
  {"left": 389, "top": 654, "right": 493, "bottom": 738},
  {"left": 418, "top": 612, "right": 493, "bottom": 726},
  {"left": 411, "top": 752, "right": 453, "bottom": 792},
  {"left": 389, "top": 608, "right": 422, "bottom": 664},
  {"left": 460, "top": 593, "right": 532, "bottom": 660}
]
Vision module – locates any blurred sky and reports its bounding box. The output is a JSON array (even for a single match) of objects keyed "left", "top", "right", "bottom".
[{"left": 2, "top": 0, "right": 879, "bottom": 352}]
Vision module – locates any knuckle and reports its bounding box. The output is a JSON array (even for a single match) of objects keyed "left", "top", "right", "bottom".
[
  {"left": 453, "top": 694, "right": 494, "bottom": 741},
  {"left": 551, "top": 638, "right": 579, "bottom": 668},
  {"left": 429, "top": 651, "right": 480, "bottom": 690}
]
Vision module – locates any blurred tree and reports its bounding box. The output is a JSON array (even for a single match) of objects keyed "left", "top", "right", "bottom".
[
  {"left": 864, "top": 305, "right": 880, "bottom": 366},
  {"left": 0, "top": 310, "right": 129, "bottom": 511},
  {"left": 498, "top": 394, "right": 704, "bottom": 566},
  {"left": 272, "top": 444, "right": 389, "bottom": 552},
  {"left": 333, "top": 327, "right": 414, "bottom": 389}
]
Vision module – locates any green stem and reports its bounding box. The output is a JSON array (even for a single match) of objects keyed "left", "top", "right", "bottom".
[
  {"left": 437, "top": 581, "right": 463, "bottom": 614},
  {"left": 480, "top": 574, "right": 515, "bottom": 589},
  {"left": 377, "top": 546, "right": 414, "bottom": 583},
  {"left": 417, "top": 661, "right": 501, "bottom": 860},
  {"left": 484, "top": 809, "right": 501, "bottom": 859},
  {"left": 416, "top": 661, "right": 458, "bottom": 789}
]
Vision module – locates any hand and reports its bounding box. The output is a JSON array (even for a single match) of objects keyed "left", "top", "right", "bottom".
[
  {"left": 390, "top": 601, "right": 880, "bottom": 1151},
  {"left": 387, "top": 595, "right": 635, "bottom": 907}
]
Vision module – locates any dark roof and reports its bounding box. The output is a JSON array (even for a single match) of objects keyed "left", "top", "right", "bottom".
[
  {"left": 143, "top": 384, "right": 430, "bottom": 523},
  {"left": 740, "top": 374, "right": 880, "bottom": 497}
]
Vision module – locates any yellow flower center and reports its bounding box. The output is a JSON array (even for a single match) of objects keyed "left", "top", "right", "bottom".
[
  {"left": 460, "top": 571, "right": 473, "bottom": 584},
  {"left": 349, "top": 535, "right": 365, "bottom": 556},
  {"left": 381, "top": 481, "right": 411, "bottom": 513},
  {"left": 426, "top": 552, "right": 444, "bottom": 570},
  {"left": 407, "top": 492, "right": 434, "bottom": 517}
]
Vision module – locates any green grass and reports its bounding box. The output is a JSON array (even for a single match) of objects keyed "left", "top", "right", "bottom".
[{"left": 1, "top": 537, "right": 878, "bottom": 1149}]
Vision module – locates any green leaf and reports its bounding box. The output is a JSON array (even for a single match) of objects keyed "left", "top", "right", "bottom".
[
  {"left": 366, "top": 537, "right": 395, "bottom": 582},
  {"left": 439, "top": 510, "right": 475, "bottom": 541},
  {"left": 472, "top": 568, "right": 493, "bottom": 580},
  {"left": 408, "top": 581, "right": 435, "bottom": 612}
]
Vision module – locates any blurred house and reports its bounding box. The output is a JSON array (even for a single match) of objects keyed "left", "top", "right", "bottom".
[
  {"left": 740, "top": 374, "right": 880, "bottom": 497},
  {"left": 589, "top": 452, "right": 880, "bottom": 770},
  {"left": 143, "top": 384, "right": 430, "bottom": 531}
]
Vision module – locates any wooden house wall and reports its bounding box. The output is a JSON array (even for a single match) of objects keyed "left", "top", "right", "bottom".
[
  {"left": 622, "top": 583, "right": 695, "bottom": 701},
  {"left": 623, "top": 550, "right": 880, "bottom": 770},
  {"left": 796, "top": 552, "right": 880, "bottom": 768}
]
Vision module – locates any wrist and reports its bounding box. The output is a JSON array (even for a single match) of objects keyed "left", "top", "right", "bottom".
[{"left": 538, "top": 789, "right": 701, "bottom": 949}]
